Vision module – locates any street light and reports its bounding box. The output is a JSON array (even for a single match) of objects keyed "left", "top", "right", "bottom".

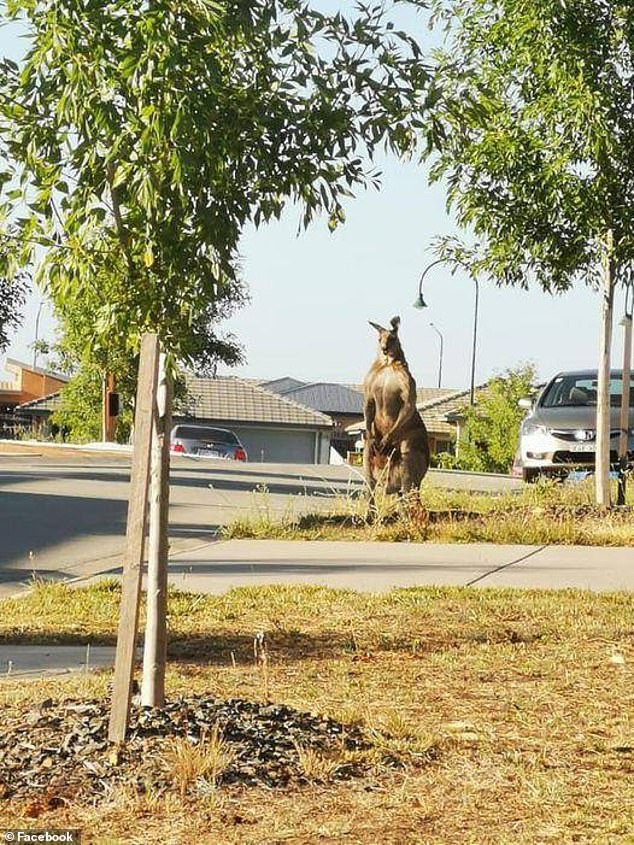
[
  {"left": 413, "top": 259, "right": 480, "bottom": 405},
  {"left": 429, "top": 322, "right": 444, "bottom": 388},
  {"left": 412, "top": 258, "right": 445, "bottom": 311}
]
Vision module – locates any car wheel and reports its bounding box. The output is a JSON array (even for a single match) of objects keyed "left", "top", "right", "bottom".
[{"left": 522, "top": 467, "right": 541, "bottom": 483}]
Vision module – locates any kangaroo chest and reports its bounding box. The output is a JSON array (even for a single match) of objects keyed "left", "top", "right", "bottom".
[{"left": 369, "top": 366, "right": 410, "bottom": 432}]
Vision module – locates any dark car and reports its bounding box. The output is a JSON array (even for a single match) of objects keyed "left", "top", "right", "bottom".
[{"left": 170, "top": 424, "right": 247, "bottom": 461}]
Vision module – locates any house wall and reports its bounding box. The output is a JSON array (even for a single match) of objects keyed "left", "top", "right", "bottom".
[
  {"left": 0, "top": 391, "right": 22, "bottom": 412},
  {"left": 16, "top": 371, "right": 67, "bottom": 404}
]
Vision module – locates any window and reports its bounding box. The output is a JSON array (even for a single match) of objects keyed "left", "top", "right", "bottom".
[
  {"left": 541, "top": 375, "right": 634, "bottom": 408},
  {"left": 173, "top": 426, "right": 239, "bottom": 444}
]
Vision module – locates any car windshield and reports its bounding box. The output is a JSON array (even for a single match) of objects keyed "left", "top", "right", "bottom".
[
  {"left": 540, "top": 375, "right": 634, "bottom": 408},
  {"left": 174, "top": 426, "right": 238, "bottom": 444}
]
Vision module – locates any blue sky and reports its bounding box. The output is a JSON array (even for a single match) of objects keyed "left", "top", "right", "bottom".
[{"left": 2, "top": 2, "right": 629, "bottom": 391}]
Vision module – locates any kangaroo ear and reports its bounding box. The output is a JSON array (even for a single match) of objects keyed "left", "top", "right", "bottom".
[
  {"left": 368, "top": 321, "right": 386, "bottom": 333},
  {"left": 390, "top": 316, "right": 401, "bottom": 332}
]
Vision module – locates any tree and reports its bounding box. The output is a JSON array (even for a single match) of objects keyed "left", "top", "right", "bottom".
[
  {"left": 49, "top": 366, "right": 111, "bottom": 443},
  {"left": 0, "top": 0, "right": 432, "bottom": 381},
  {"left": 446, "top": 364, "right": 537, "bottom": 474},
  {"left": 427, "top": 0, "right": 634, "bottom": 504},
  {"left": 47, "top": 264, "right": 245, "bottom": 440},
  {"left": 0, "top": 267, "right": 28, "bottom": 352}
]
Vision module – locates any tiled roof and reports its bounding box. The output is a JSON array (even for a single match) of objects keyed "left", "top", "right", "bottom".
[
  {"left": 17, "top": 391, "right": 63, "bottom": 413},
  {"left": 417, "top": 387, "right": 460, "bottom": 406},
  {"left": 278, "top": 382, "right": 364, "bottom": 416},
  {"left": 344, "top": 386, "right": 488, "bottom": 437},
  {"left": 419, "top": 389, "right": 471, "bottom": 435},
  {"left": 182, "top": 376, "right": 332, "bottom": 428}
]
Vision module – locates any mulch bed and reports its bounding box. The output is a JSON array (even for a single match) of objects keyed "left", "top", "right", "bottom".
[{"left": 0, "top": 695, "right": 375, "bottom": 803}]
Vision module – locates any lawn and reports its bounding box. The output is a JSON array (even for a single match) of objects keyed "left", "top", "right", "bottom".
[
  {"left": 1, "top": 581, "right": 633, "bottom": 844},
  {"left": 224, "top": 477, "right": 634, "bottom": 546}
]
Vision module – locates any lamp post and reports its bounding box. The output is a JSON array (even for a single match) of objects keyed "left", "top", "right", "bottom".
[
  {"left": 429, "top": 322, "right": 444, "bottom": 388},
  {"left": 414, "top": 260, "right": 480, "bottom": 405}
]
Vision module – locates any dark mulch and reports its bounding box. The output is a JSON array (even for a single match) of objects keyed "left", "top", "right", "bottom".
[{"left": 0, "top": 695, "right": 375, "bottom": 802}]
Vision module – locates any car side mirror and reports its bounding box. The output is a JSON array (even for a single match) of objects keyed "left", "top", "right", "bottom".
[{"left": 518, "top": 397, "right": 533, "bottom": 410}]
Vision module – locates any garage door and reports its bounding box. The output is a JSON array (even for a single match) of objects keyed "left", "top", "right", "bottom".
[{"left": 231, "top": 427, "right": 317, "bottom": 463}]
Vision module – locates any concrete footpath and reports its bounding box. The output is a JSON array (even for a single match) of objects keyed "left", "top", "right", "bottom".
[
  {"left": 88, "top": 538, "right": 634, "bottom": 594},
  {"left": 0, "top": 645, "right": 118, "bottom": 679}
]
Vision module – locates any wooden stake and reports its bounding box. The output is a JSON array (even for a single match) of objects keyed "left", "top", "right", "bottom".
[
  {"left": 141, "top": 353, "right": 172, "bottom": 707},
  {"left": 108, "top": 334, "right": 160, "bottom": 743},
  {"left": 595, "top": 232, "right": 615, "bottom": 507}
]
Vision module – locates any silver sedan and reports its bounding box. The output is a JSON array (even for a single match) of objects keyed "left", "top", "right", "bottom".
[{"left": 518, "top": 369, "right": 634, "bottom": 482}]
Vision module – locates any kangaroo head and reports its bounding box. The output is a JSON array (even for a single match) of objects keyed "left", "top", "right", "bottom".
[{"left": 369, "top": 316, "right": 403, "bottom": 360}]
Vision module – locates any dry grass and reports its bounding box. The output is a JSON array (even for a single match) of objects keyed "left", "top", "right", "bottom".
[
  {"left": 224, "top": 476, "right": 634, "bottom": 546},
  {"left": 162, "top": 726, "right": 235, "bottom": 796},
  {"left": 1, "top": 582, "right": 633, "bottom": 843}
]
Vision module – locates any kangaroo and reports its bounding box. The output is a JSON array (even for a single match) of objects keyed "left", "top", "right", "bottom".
[{"left": 363, "top": 316, "right": 430, "bottom": 501}]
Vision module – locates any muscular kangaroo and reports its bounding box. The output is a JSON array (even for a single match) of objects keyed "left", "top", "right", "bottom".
[{"left": 363, "top": 316, "right": 430, "bottom": 500}]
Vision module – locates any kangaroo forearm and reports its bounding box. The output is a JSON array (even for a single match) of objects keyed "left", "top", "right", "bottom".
[
  {"left": 364, "top": 403, "right": 376, "bottom": 439},
  {"left": 382, "top": 410, "right": 416, "bottom": 444}
]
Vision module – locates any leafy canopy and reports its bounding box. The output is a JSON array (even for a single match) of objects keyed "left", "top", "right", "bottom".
[
  {"left": 0, "top": 267, "right": 27, "bottom": 352},
  {"left": 0, "top": 0, "right": 432, "bottom": 371},
  {"left": 427, "top": 0, "right": 634, "bottom": 290}
]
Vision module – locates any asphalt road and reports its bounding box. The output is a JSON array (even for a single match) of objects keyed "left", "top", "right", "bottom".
[
  {"left": 0, "top": 448, "right": 366, "bottom": 593},
  {"left": 0, "top": 444, "right": 522, "bottom": 595}
]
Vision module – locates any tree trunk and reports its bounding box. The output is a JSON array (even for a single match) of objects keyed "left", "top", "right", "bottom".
[
  {"left": 102, "top": 372, "right": 116, "bottom": 442},
  {"left": 617, "top": 311, "right": 632, "bottom": 505},
  {"left": 595, "top": 234, "right": 615, "bottom": 507},
  {"left": 101, "top": 374, "right": 108, "bottom": 443},
  {"left": 141, "top": 353, "right": 172, "bottom": 708}
]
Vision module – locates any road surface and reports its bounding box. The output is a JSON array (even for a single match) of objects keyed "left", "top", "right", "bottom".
[{"left": 0, "top": 444, "right": 519, "bottom": 595}]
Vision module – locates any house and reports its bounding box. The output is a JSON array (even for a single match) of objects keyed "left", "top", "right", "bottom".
[
  {"left": 14, "top": 391, "right": 63, "bottom": 436},
  {"left": 261, "top": 378, "right": 363, "bottom": 458},
  {"left": 0, "top": 358, "right": 69, "bottom": 409},
  {"left": 417, "top": 388, "right": 472, "bottom": 454},
  {"left": 344, "top": 387, "right": 484, "bottom": 457},
  {"left": 11, "top": 375, "right": 335, "bottom": 462},
  {"left": 260, "top": 376, "right": 472, "bottom": 458},
  {"left": 12, "top": 368, "right": 480, "bottom": 465},
  {"left": 178, "top": 375, "right": 333, "bottom": 463},
  {"left": 0, "top": 359, "right": 69, "bottom": 439}
]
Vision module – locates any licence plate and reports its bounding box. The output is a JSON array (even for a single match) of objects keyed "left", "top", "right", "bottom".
[
  {"left": 199, "top": 449, "right": 221, "bottom": 457},
  {"left": 568, "top": 443, "right": 595, "bottom": 452}
]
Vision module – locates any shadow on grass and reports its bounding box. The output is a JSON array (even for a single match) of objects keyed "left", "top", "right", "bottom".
[
  {"left": 294, "top": 510, "right": 484, "bottom": 530},
  {"left": 0, "top": 624, "right": 550, "bottom": 666}
]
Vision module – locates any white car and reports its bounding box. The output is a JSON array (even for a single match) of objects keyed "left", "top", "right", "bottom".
[{"left": 518, "top": 369, "right": 634, "bottom": 482}]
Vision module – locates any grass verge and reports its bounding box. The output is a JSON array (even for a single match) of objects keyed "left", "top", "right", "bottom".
[
  {"left": 1, "top": 581, "right": 633, "bottom": 843},
  {"left": 223, "top": 477, "right": 634, "bottom": 545}
]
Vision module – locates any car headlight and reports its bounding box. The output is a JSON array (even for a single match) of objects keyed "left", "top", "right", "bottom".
[{"left": 521, "top": 421, "right": 548, "bottom": 437}]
